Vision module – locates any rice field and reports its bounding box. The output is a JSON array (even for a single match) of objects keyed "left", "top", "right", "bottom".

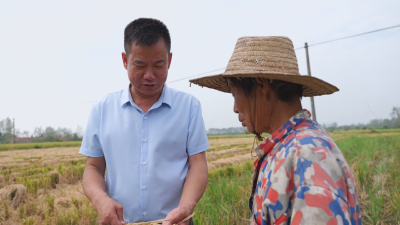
[
  {"left": 0, "top": 142, "right": 82, "bottom": 152},
  {"left": 0, "top": 129, "right": 399, "bottom": 224}
]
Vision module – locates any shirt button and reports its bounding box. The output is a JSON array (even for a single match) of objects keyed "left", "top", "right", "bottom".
[
  {"left": 144, "top": 116, "right": 147, "bottom": 120},
  {"left": 143, "top": 212, "right": 147, "bottom": 216},
  {"left": 142, "top": 162, "right": 146, "bottom": 165},
  {"left": 143, "top": 139, "right": 147, "bottom": 142},
  {"left": 142, "top": 186, "right": 146, "bottom": 190}
]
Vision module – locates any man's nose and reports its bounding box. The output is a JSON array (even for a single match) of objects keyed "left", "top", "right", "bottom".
[
  {"left": 143, "top": 70, "right": 155, "bottom": 80},
  {"left": 233, "top": 101, "right": 239, "bottom": 114}
]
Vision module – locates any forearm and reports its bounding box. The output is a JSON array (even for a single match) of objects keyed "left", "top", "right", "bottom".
[
  {"left": 82, "top": 165, "right": 108, "bottom": 209},
  {"left": 178, "top": 154, "right": 208, "bottom": 212}
]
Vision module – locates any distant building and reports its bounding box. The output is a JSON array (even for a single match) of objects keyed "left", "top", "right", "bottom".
[{"left": 15, "top": 137, "right": 32, "bottom": 143}]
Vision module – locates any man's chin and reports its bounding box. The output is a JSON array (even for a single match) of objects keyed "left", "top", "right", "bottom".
[
  {"left": 246, "top": 127, "right": 254, "bottom": 134},
  {"left": 244, "top": 125, "right": 258, "bottom": 135},
  {"left": 141, "top": 85, "right": 158, "bottom": 91},
  {"left": 139, "top": 86, "right": 163, "bottom": 96}
]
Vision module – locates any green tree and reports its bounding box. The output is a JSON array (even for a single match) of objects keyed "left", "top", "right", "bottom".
[
  {"left": 0, "top": 117, "right": 13, "bottom": 143},
  {"left": 44, "top": 126, "right": 57, "bottom": 141},
  {"left": 33, "top": 126, "right": 44, "bottom": 137},
  {"left": 390, "top": 107, "right": 400, "bottom": 128},
  {"left": 56, "top": 127, "right": 73, "bottom": 140}
]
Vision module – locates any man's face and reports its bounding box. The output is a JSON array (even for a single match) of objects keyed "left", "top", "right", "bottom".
[
  {"left": 230, "top": 79, "right": 279, "bottom": 135},
  {"left": 230, "top": 83, "right": 255, "bottom": 134},
  {"left": 122, "top": 38, "right": 172, "bottom": 98}
]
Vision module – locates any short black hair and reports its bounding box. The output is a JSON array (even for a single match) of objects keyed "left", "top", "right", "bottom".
[
  {"left": 225, "top": 77, "right": 303, "bottom": 102},
  {"left": 124, "top": 18, "right": 171, "bottom": 55}
]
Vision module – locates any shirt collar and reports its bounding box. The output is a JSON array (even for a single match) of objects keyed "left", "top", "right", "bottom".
[
  {"left": 120, "top": 84, "right": 172, "bottom": 109},
  {"left": 254, "top": 109, "right": 311, "bottom": 159},
  {"left": 161, "top": 84, "right": 172, "bottom": 107},
  {"left": 250, "top": 109, "right": 311, "bottom": 200}
]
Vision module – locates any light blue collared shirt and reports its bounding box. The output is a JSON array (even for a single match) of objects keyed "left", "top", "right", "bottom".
[{"left": 80, "top": 84, "right": 209, "bottom": 222}]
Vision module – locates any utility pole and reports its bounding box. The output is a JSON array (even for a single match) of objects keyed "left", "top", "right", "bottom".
[
  {"left": 305, "top": 42, "right": 317, "bottom": 121},
  {"left": 13, "top": 118, "right": 15, "bottom": 144}
]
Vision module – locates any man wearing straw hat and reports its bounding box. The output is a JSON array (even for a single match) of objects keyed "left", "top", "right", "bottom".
[
  {"left": 80, "top": 18, "right": 209, "bottom": 225},
  {"left": 190, "top": 37, "right": 361, "bottom": 224}
]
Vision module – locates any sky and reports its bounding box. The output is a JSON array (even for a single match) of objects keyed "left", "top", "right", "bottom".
[{"left": 1, "top": 0, "right": 400, "bottom": 135}]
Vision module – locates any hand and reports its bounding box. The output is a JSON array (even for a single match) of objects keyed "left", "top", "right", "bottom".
[
  {"left": 161, "top": 206, "right": 192, "bottom": 225},
  {"left": 94, "top": 196, "right": 127, "bottom": 225}
]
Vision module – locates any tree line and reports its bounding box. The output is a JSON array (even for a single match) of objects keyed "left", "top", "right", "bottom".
[
  {"left": 207, "top": 106, "right": 400, "bottom": 135},
  {"left": 207, "top": 127, "right": 248, "bottom": 135},
  {"left": 322, "top": 106, "right": 400, "bottom": 132},
  {"left": 1, "top": 107, "right": 399, "bottom": 141},
  {"left": 0, "top": 117, "right": 83, "bottom": 143}
]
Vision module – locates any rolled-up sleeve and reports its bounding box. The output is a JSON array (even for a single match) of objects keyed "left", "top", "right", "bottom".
[
  {"left": 79, "top": 103, "right": 104, "bottom": 157},
  {"left": 186, "top": 99, "right": 209, "bottom": 156}
]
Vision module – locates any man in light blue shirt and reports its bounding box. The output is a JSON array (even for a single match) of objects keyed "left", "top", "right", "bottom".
[{"left": 80, "top": 18, "right": 209, "bottom": 225}]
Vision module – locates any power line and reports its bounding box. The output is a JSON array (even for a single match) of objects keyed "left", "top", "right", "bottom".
[
  {"left": 31, "top": 23, "right": 400, "bottom": 115},
  {"left": 166, "top": 67, "right": 226, "bottom": 84},
  {"left": 294, "top": 24, "right": 400, "bottom": 50},
  {"left": 32, "top": 68, "right": 226, "bottom": 116},
  {"left": 33, "top": 101, "right": 96, "bottom": 116}
]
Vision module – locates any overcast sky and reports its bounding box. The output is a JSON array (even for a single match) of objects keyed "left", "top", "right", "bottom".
[{"left": 1, "top": 0, "right": 400, "bottom": 134}]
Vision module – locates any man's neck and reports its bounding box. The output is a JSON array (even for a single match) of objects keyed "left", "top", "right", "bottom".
[
  {"left": 129, "top": 85, "right": 164, "bottom": 113},
  {"left": 268, "top": 100, "right": 303, "bottom": 133},
  {"left": 257, "top": 98, "right": 302, "bottom": 134}
]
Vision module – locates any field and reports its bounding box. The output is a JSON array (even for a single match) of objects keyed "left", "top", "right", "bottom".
[
  {"left": 0, "top": 142, "right": 82, "bottom": 152},
  {"left": 0, "top": 130, "right": 399, "bottom": 224}
]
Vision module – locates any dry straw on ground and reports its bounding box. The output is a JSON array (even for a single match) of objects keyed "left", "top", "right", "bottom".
[
  {"left": 128, "top": 212, "right": 196, "bottom": 225},
  {"left": 1, "top": 131, "right": 399, "bottom": 224},
  {"left": 0, "top": 174, "right": 6, "bottom": 188},
  {"left": 208, "top": 153, "right": 254, "bottom": 170},
  {"left": 0, "top": 184, "right": 26, "bottom": 209}
]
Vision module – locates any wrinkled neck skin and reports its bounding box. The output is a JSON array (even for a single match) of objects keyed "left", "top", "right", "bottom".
[{"left": 252, "top": 83, "right": 303, "bottom": 135}]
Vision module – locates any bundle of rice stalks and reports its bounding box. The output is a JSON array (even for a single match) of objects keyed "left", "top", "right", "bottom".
[
  {"left": 0, "top": 184, "right": 26, "bottom": 209},
  {"left": 128, "top": 212, "right": 196, "bottom": 225},
  {"left": 0, "top": 174, "right": 6, "bottom": 188},
  {"left": 8, "top": 172, "right": 21, "bottom": 184}
]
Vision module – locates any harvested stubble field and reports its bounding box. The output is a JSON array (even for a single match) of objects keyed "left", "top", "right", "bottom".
[{"left": 0, "top": 130, "right": 399, "bottom": 224}]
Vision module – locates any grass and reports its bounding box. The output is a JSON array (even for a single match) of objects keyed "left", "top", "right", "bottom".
[
  {"left": 337, "top": 135, "right": 400, "bottom": 224},
  {"left": 0, "top": 141, "right": 82, "bottom": 151},
  {"left": 333, "top": 128, "right": 400, "bottom": 134},
  {"left": 195, "top": 132, "right": 400, "bottom": 224},
  {"left": 0, "top": 130, "right": 399, "bottom": 224},
  {"left": 195, "top": 162, "right": 253, "bottom": 224},
  {"left": 208, "top": 134, "right": 255, "bottom": 139},
  {"left": 0, "top": 128, "right": 398, "bottom": 151}
]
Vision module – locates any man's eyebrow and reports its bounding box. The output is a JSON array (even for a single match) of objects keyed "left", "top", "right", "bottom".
[
  {"left": 154, "top": 59, "right": 165, "bottom": 64},
  {"left": 133, "top": 60, "right": 145, "bottom": 64}
]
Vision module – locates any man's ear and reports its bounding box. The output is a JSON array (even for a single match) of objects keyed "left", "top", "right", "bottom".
[
  {"left": 122, "top": 52, "right": 128, "bottom": 70},
  {"left": 167, "top": 52, "right": 173, "bottom": 69},
  {"left": 256, "top": 78, "right": 270, "bottom": 96}
]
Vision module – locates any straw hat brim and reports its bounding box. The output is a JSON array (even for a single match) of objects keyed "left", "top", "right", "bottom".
[{"left": 189, "top": 71, "right": 339, "bottom": 97}]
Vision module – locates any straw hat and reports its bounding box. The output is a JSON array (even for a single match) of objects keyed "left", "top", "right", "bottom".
[{"left": 189, "top": 36, "right": 338, "bottom": 97}]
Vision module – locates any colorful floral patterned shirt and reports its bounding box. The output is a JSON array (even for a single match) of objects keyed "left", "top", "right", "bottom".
[{"left": 249, "top": 109, "right": 361, "bottom": 225}]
